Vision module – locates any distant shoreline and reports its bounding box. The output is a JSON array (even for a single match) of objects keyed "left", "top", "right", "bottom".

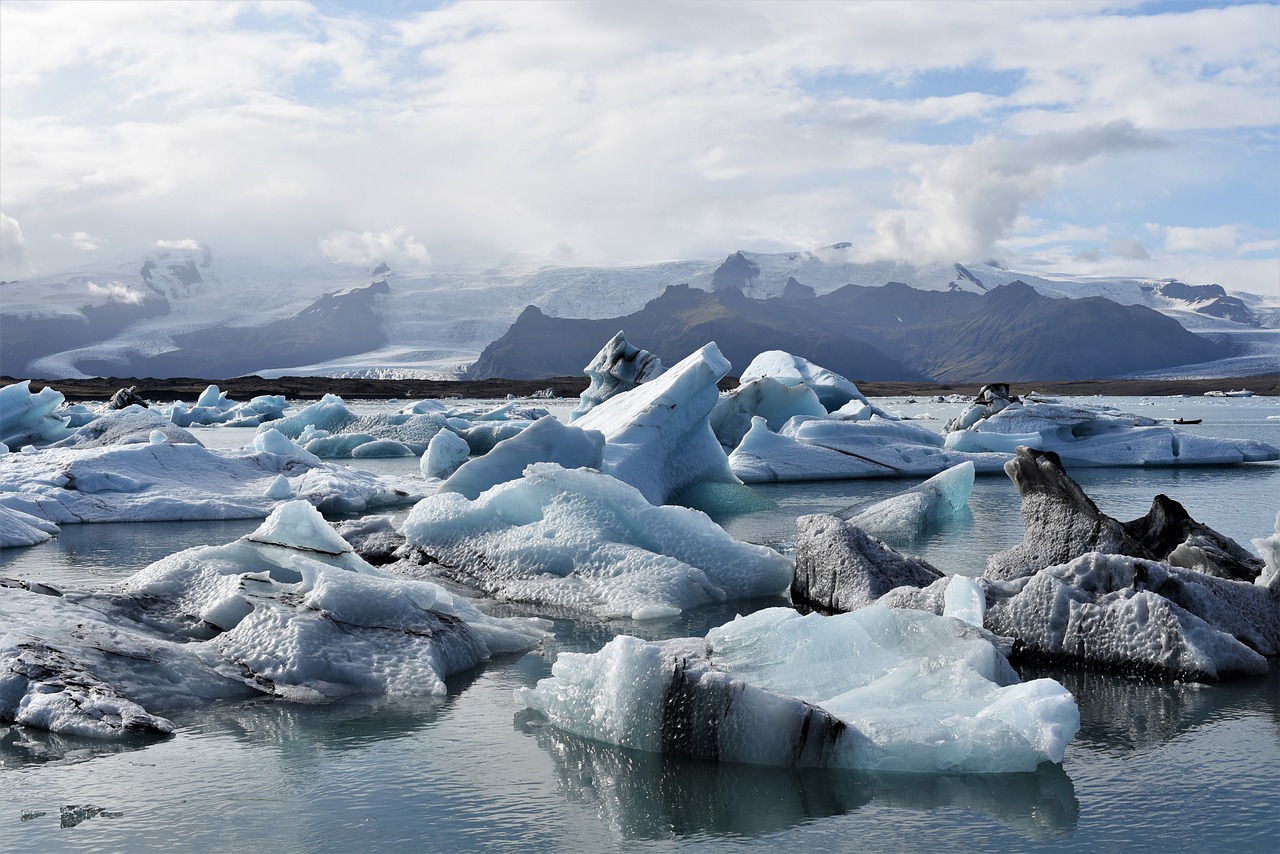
[{"left": 6, "top": 373, "right": 1277, "bottom": 401}]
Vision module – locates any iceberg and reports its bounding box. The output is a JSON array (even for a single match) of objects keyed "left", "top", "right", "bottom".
[
  {"left": 570, "top": 331, "right": 666, "bottom": 421},
  {"left": 261, "top": 393, "right": 458, "bottom": 458},
  {"left": 516, "top": 606, "right": 1079, "bottom": 774},
  {"left": 798, "top": 448, "right": 1279, "bottom": 681},
  {"left": 709, "top": 377, "right": 826, "bottom": 450},
  {"left": 943, "top": 388, "right": 1278, "bottom": 466},
  {"left": 438, "top": 416, "right": 604, "bottom": 500},
  {"left": 0, "top": 380, "right": 74, "bottom": 448},
  {"left": 421, "top": 428, "right": 472, "bottom": 480},
  {"left": 0, "top": 504, "right": 60, "bottom": 548},
  {"left": 164, "top": 384, "right": 287, "bottom": 428},
  {"left": 51, "top": 405, "right": 201, "bottom": 448},
  {"left": 835, "top": 461, "right": 975, "bottom": 543},
  {"left": 728, "top": 415, "right": 1010, "bottom": 482},
  {"left": 575, "top": 343, "right": 740, "bottom": 505},
  {"left": 400, "top": 463, "right": 793, "bottom": 620},
  {"left": 0, "top": 432, "right": 421, "bottom": 526},
  {"left": 738, "top": 351, "right": 883, "bottom": 414},
  {"left": 0, "top": 501, "right": 547, "bottom": 738}
]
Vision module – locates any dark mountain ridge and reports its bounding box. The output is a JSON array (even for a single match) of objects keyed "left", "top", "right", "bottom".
[{"left": 466, "top": 280, "right": 1229, "bottom": 382}]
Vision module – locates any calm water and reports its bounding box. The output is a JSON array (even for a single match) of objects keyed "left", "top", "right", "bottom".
[{"left": 2, "top": 395, "right": 1278, "bottom": 852}]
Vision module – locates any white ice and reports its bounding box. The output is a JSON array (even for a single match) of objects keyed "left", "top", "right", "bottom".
[
  {"left": 729, "top": 415, "right": 1010, "bottom": 482},
  {"left": 517, "top": 606, "right": 1079, "bottom": 774},
  {"left": 709, "top": 376, "right": 826, "bottom": 450},
  {"left": 0, "top": 380, "right": 74, "bottom": 447},
  {"left": 0, "top": 432, "right": 421, "bottom": 526},
  {"left": 1254, "top": 512, "right": 1280, "bottom": 588},
  {"left": 738, "top": 351, "right": 880, "bottom": 414},
  {"left": 570, "top": 331, "right": 666, "bottom": 421},
  {"left": 421, "top": 428, "right": 472, "bottom": 480},
  {"left": 164, "top": 384, "right": 287, "bottom": 428},
  {"left": 944, "top": 397, "right": 1279, "bottom": 466},
  {"left": 575, "top": 343, "right": 740, "bottom": 505},
  {"left": 840, "top": 461, "right": 975, "bottom": 543},
  {"left": 0, "top": 501, "right": 547, "bottom": 737},
  {"left": 401, "top": 463, "right": 793, "bottom": 620},
  {"left": 438, "top": 416, "right": 604, "bottom": 500},
  {"left": 0, "top": 504, "right": 60, "bottom": 548}
]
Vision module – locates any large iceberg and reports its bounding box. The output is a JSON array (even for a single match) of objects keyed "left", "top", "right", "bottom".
[
  {"left": 570, "top": 331, "right": 665, "bottom": 421},
  {"left": 728, "top": 415, "right": 1009, "bottom": 482},
  {"left": 575, "top": 343, "right": 740, "bottom": 505},
  {"left": 709, "top": 377, "right": 827, "bottom": 450},
  {"left": 0, "top": 380, "right": 74, "bottom": 448},
  {"left": 400, "top": 463, "right": 793, "bottom": 620},
  {"left": 944, "top": 387, "right": 1278, "bottom": 466},
  {"left": 0, "top": 501, "right": 547, "bottom": 738},
  {"left": 437, "top": 416, "right": 604, "bottom": 500},
  {"left": 516, "top": 606, "right": 1079, "bottom": 774},
  {"left": 0, "top": 427, "right": 421, "bottom": 527},
  {"left": 738, "top": 351, "right": 884, "bottom": 415}
]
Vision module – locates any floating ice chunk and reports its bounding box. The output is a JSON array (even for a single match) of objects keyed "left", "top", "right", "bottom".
[
  {"left": 575, "top": 343, "right": 739, "bottom": 505},
  {"left": 422, "top": 428, "right": 472, "bottom": 480},
  {"left": 0, "top": 380, "right": 74, "bottom": 447},
  {"left": 1254, "top": 513, "right": 1280, "bottom": 589},
  {"left": 401, "top": 399, "right": 450, "bottom": 415},
  {"left": 0, "top": 504, "right": 60, "bottom": 548},
  {"left": 944, "top": 392, "right": 1278, "bottom": 466},
  {"left": 739, "top": 351, "right": 876, "bottom": 414},
  {"left": 709, "top": 377, "right": 826, "bottom": 450},
  {"left": 838, "top": 461, "right": 975, "bottom": 543},
  {"left": 439, "top": 416, "right": 605, "bottom": 500},
  {"left": 148, "top": 429, "right": 167, "bottom": 444},
  {"left": 351, "top": 439, "right": 415, "bottom": 458},
  {"left": 517, "top": 607, "right": 1078, "bottom": 773},
  {"left": 0, "top": 503, "right": 547, "bottom": 737},
  {"left": 263, "top": 474, "right": 293, "bottom": 500},
  {"left": 570, "top": 331, "right": 666, "bottom": 421},
  {"left": 53, "top": 406, "right": 200, "bottom": 448},
  {"left": 254, "top": 428, "right": 323, "bottom": 465},
  {"left": 164, "top": 386, "right": 286, "bottom": 427},
  {"left": 0, "top": 439, "right": 420, "bottom": 526},
  {"left": 729, "top": 416, "right": 1008, "bottom": 482},
  {"left": 402, "top": 463, "right": 792, "bottom": 620},
  {"left": 791, "top": 514, "right": 945, "bottom": 613},
  {"left": 460, "top": 420, "right": 532, "bottom": 454},
  {"left": 943, "top": 574, "right": 986, "bottom": 627},
  {"left": 983, "top": 554, "right": 1270, "bottom": 680}
]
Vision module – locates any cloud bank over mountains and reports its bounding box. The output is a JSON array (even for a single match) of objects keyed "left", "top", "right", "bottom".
[{"left": 1, "top": 0, "right": 1276, "bottom": 294}]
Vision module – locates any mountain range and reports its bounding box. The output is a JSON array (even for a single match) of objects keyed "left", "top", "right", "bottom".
[{"left": 1, "top": 244, "right": 1275, "bottom": 382}]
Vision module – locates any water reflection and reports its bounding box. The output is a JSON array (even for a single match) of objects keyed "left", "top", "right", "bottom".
[
  {"left": 1021, "top": 662, "right": 1280, "bottom": 754},
  {"left": 0, "top": 723, "right": 163, "bottom": 768},
  {"left": 516, "top": 712, "right": 1079, "bottom": 842}
]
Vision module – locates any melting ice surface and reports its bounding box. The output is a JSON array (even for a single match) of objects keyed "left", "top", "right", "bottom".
[{"left": 518, "top": 607, "right": 1079, "bottom": 774}]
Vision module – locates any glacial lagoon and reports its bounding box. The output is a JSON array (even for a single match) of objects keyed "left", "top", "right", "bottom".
[{"left": 2, "top": 394, "right": 1277, "bottom": 853}]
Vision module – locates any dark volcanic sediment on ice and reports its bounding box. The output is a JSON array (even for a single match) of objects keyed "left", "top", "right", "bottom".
[{"left": 6, "top": 373, "right": 1277, "bottom": 401}]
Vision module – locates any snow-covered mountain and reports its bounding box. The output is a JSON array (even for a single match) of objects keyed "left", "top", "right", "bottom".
[{"left": 1, "top": 244, "right": 1275, "bottom": 380}]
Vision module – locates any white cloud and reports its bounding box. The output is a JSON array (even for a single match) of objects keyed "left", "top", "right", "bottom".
[
  {"left": 318, "top": 228, "right": 430, "bottom": 268},
  {"left": 86, "top": 281, "right": 145, "bottom": 305},
  {"left": 52, "top": 230, "right": 106, "bottom": 250},
  {"left": 862, "top": 121, "right": 1168, "bottom": 264},
  {"left": 1162, "top": 225, "right": 1239, "bottom": 254},
  {"left": 0, "top": 212, "right": 30, "bottom": 279},
  {"left": 155, "top": 239, "right": 203, "bottom": 251}
]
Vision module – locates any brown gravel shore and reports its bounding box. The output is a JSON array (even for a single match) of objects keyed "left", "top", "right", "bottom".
[{"left": 6, "top": 373, "right": 1277, "bottom": 401}]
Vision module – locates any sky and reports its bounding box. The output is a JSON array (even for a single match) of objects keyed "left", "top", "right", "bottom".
[{"left": 1, "top": 0, "right": 1278, "bottom": 295}]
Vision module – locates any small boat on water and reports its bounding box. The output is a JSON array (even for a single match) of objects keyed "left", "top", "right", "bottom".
[{"left": 1173, "top": 418, "right": 1202, "bottom": 425}]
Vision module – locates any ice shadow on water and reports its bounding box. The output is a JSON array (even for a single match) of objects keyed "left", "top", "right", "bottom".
[{"left": 514, "top": 712, "right": 1079, "bottom": 842}]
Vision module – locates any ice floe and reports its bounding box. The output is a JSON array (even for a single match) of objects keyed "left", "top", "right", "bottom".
[
  {"left": 943, "top": 385, "right": 1278, "bottom": 466},
  {"left": 0, "top": 501, "right": 547, "bottom": 737},
  {"left": 0, "top": 380, "right": 74, "bottom": 448},
  {"left": 516, "top": 606, "right": 1079, "bottom": 773},
  {"left": 400, "top": 463, "right": 793, "bottom": 620},
  {"left": 164, "top": 384, "right": 287, "bottom": 428},
  {"left": 570, "top": 331, "right": 665, "bottom": 421},
  {"left": 575, "top": 343, "right": 740, "bottom": 505}
]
